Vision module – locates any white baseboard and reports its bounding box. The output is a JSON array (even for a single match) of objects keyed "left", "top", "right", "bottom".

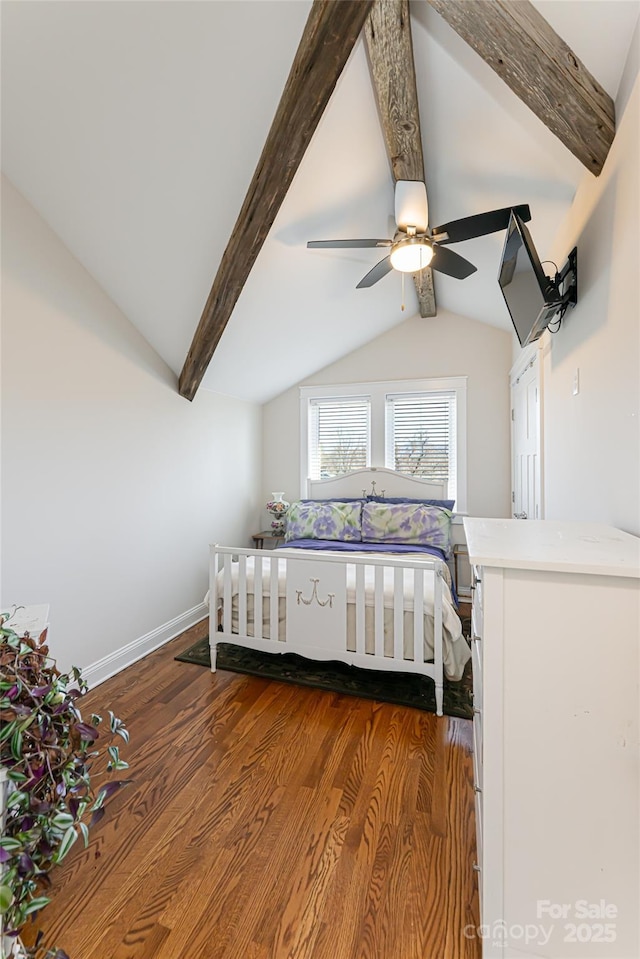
[{"left": 82, "top": 602, "right": 208, "bottom": 688}]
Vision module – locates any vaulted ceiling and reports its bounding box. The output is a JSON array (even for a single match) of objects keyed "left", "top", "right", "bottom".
[{"left": 2, "top": 1, "right": 638, "bottom": 403}]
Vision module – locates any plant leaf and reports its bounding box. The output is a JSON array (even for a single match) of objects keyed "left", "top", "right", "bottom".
[
  {"left": 54, "top": 826, "right": 78, "bottom": 863},
  {"left": 17, "top": 852, "right": 36, "bottom": 875},
  {"left": 116, "top": 726, "right": 130, "bottom": 744},
  {"left": 7, "top": 768, "right": 28, "bottom": 782},
  {"left": 78, "top": 821, "right": 90, "bottom": 847},
  {"left": 0, "top": 883, "right": 15, "bottom": 912},
  {"left": 0, "top": 719, "right": 16, "bottom": 742},
  {"left": 52, "top": 812, "right": 75, "bottom": 829},
  {"left": 23, "top": 894, "right": 52, "bottom": 917},
  {"left": 8, "top": 789, "right": 28, "bottom": 809},
  {"left": 96, "top": 779, "right": 131, "bottom": 803},
  {"left": 0, "top": 837, "right": 23, "bottom": 852},
  {"left": 10, "top": 726, "right": 23, "bottom": 759},
  {"left": 75, "top": 722, "right": 100, "bottom": 741}
]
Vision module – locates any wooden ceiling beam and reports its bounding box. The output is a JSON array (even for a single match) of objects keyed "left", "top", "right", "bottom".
[
  {"left": 179, "top": 0, "right": 374, "bottom": 401},
  {"left": 425, "top": 0, "right": 615, "bottom": 176},
  {"left": 363, "top": 0, "right": 436, "bottom": 318}
]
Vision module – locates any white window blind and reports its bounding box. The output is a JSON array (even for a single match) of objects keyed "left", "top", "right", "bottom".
[
  {"left": 308, "top": 397, "right": 370, "bottom": 480},
  {"left": 385, "top": 391, "right": 457, "bottom": 498}
]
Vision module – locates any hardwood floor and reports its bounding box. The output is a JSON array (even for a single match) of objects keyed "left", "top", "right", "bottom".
[{"left": 24, "top": 622, "right": 480, "bottom": 959}]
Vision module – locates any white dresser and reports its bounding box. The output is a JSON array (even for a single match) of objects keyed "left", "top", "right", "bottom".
[{"left": 464, "top": 518, "right": 639, "bottom": 959}]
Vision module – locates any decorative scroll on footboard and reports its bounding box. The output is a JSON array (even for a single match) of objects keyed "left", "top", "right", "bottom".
[{"left": 209, "top": 545, "right": 445, "bottom": 715}]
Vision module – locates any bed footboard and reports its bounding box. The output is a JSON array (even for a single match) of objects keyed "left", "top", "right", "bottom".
[{"left": 209, "top": 544, "right": 445, "bottom": 715}]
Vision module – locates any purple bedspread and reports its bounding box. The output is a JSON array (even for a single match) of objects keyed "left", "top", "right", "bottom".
[{"left": 278, "top": 538, "right": 447, "bottom": 562}]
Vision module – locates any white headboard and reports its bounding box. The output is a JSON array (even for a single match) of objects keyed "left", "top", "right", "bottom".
[{"left": 307, "top": 467, "right": 447, "bottom": 501}]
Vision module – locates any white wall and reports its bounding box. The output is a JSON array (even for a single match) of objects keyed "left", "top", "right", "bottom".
[
  {"left": 1, "top": 177, "right": 262, "bottom": 674},
  {"left": 535, "top": 74, "right": 639, "bottom": 535},
  {"left": 263, "top": 310, "right": 512, "bottom": 520}
]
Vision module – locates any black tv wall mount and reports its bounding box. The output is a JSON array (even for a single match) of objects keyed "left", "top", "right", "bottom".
[{"left": 551, "top": 247, "right": 578, "bottom": 314}]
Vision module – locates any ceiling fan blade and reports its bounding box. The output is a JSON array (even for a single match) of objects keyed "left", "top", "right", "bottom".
[
  {"left": 431, "top": 204, "right": 531, "bottom": 244},
  {"left": 307, "top": 238, "right": 392, "bottom": 249},
  {"left": 356, "top": 256, "right": 394, "bottom": 288},
  {"left": 431, "top": 245, "right": 477, "bottom": 280},
  {"left": 395, "top": 180, "right": 428, "bottom": 233}
]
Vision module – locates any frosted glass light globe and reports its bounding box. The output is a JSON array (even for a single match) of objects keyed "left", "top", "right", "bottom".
[{"left": 390, "top": 237, "right": 434, "bottom": 273}]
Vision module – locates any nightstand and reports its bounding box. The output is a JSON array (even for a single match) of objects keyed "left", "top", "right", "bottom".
[
  {"left": 252, "top": 531, "right": 283, "bottom": 549},
  {"left": 453, "top": 542, "right": 471, "bottom": 599}
]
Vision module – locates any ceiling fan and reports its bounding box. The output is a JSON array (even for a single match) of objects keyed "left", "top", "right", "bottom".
[{"left": 307, "top": 181, "right": 531, "bottom": 289}]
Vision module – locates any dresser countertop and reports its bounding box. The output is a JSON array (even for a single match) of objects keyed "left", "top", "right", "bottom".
[{"left": 463, "top": 517, "right": 640, "bottom": 578}]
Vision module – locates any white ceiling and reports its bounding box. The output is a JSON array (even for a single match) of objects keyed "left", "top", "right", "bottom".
[{"left": 2, "top": 0, "right": 639, "bottom": 403}]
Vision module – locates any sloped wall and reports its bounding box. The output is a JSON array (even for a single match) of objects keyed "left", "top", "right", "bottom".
[
  {"left": 263, "top": 310, "right": 512, "bottom": 521},
  {"left": 1, "top": 177, "right": 262, "bottom": 674}
]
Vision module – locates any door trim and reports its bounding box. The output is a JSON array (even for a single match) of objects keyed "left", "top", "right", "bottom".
[{"left": 510, "top": 343, "right": 544, "bottom": 520}]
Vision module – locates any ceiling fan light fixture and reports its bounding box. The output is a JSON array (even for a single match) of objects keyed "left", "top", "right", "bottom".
[{"left": 390, "top": 236, "right": 434, "bottom": 273}]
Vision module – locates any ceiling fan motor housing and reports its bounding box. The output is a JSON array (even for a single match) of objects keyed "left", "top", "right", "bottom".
[{"left": 395, "top": 180, "right": 429, "bottom": 234}]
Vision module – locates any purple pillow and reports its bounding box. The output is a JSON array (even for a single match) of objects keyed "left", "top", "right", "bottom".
[{"left": 367, "top": 495, "right": 455, "bottom": 510}]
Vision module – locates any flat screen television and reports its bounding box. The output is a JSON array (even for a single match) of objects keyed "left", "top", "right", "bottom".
[{"left": 498, "top": 212, "right": 564, "bottom": 347}]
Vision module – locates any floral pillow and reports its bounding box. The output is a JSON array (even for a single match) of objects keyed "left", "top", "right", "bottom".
[
  {"left": 361, "top": 501, "right": 453, "bottom": 557},
  {"left": 285, "top": 501, "right": 362, "bottom": 542}
]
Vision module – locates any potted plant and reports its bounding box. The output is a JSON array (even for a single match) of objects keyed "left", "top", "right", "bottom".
[{"left": 0, "top": 612, "right": 131, "bottom": 959}]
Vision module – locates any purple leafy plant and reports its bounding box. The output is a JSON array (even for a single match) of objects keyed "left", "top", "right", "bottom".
[{"left": 0, "top": 613, "right": 131, "bottom": 959}]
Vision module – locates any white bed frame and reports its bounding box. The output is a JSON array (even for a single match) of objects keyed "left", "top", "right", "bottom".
[
  {"left": 302, "top": 466, "right": 448, "bottom": 501},
  {"left": 209, "top": 468, "right": 451, "bottom": 715}
]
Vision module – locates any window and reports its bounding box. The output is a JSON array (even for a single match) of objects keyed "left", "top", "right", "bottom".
[
  {"left": 385, "top": 391, "right": 457, "bottom": 493},
  {"left": 308, "top": 396, "right": 370, "bottom": 479},
  {"left": 300, "top": 378, "right": 467, "bottom": 509}
]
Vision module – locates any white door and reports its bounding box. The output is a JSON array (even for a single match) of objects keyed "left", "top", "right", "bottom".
[{"left": 510, "top": 349, "right": 542, "bottom": 520}]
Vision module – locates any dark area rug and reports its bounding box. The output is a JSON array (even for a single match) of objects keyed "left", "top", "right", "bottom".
[{"left": 175, "top": 635, "right": 473, "bottom": 720}]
